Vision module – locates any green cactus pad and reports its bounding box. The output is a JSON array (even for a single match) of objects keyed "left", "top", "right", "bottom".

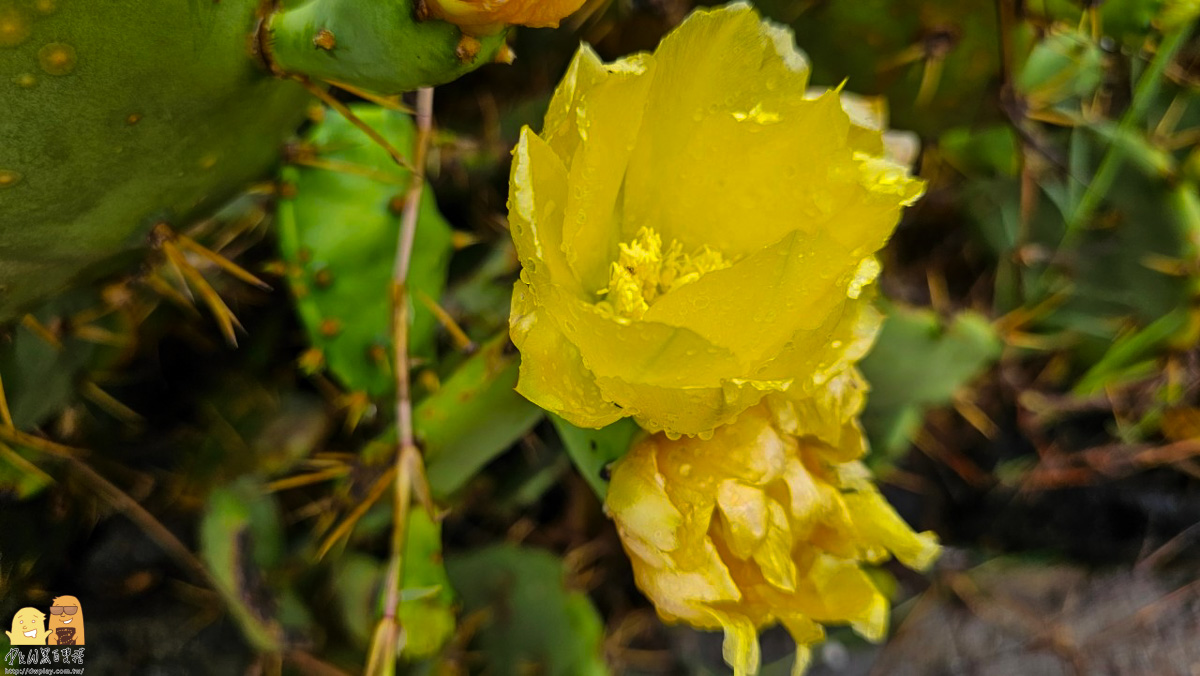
[
  {"left": 278, "top": 104, "right": 453, "bottom": 397},
  {"left": 264, "top": 0, "right": 507, "bottom": 95},
  {"left": 0, "top": 0, "right": 312, "bottom": 321}
]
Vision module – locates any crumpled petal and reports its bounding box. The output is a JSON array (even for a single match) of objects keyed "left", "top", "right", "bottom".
[
  {"left": 843, "top": 488, "right": 941, "bottom": 571},
  {"left": 606, "top": 401, "right": 940, "bottom": 675}
]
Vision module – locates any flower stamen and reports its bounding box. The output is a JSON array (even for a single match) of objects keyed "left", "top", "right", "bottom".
[{"left": 597, "top": 226, "right": 732, "bottom": 319}]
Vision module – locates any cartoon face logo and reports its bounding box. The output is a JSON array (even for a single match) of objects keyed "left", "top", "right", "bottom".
[
  {"left": 5, "top": 607, "right": 47, "bottom": 645},
  {"left": 46, "top": 596, "right": 84, "bottom": 646}
]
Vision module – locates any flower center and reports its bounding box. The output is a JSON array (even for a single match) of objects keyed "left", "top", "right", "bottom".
[{"left": 596, "top": 227, "right": 731, "bottom": 319}]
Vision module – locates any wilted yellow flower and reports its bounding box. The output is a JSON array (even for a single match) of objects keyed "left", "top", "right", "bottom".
[
  {"left": 507, "top": 2, "right": 923, "bottom": 438},
  {"left": 423, "top": 0, "right": 587, "bottom": 36},
  {"left": 606, "top": 395, "right": 939, "bottom": 676}
]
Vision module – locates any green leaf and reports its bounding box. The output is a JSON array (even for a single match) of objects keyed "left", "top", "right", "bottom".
[
  {"left": 332, "top": 511, "right": 456, "bottom": 658},
  {"left": 419, "top": 335, "right": 544, "bottom": 498},
  {"left": 0, "top": 298, "right": 101, "bottom": 429},
  {"left": 551, "top": 415, "right": 639, "bottom": 499},
  {"left": 1016, "top": 29, "right": 1104, "bottom": 106},
  {"left": 940, "top": 126, "right": 1020, "bottom": 177},
  {"left": 198, "top": 477, "right": 285, "bottom": 652},
  {"left": 860, "top": 306, "right": 1003, "bottom": 459},
  {"left": 1073, "top": 307, "right": 1190, "bottom": 395},
  {"left": 0, "top": 444, "right": 53, "bottom": 499},
  {"left": 446, "top": 545, "right": 609, "bottom": 676},
  {"left": 278, "top": 104, "right": 453, "bottom": 397},
  {"left": 331, "top": 553, "right": 380, "bottom": 648},
  {"left": 396, "top": 510, "right": 457, "bottom": 658}
]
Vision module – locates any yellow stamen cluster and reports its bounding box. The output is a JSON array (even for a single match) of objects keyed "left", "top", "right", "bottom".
[{"left": 598, "top": 227, "right": 732, "bottom": 319}]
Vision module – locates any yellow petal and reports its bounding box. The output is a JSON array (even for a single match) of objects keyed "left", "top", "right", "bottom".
[
  {"left": 751, "top": 500, "right": 798, "bottom": 592},
  {"left": 510, "top": 281, "right": 623, "bottom": 428},
  {"left": 754, "top": 291, "right": 883, "bottom": 393},
  {"left": 780, "top": 617, "right": 823, "bottom": 676},
  {"left": 622, "top": 2, "right": 822, "bottom": 253},
  {"left": 558, "top": 50, "right": 657, "bottom": 291},
  {"left": 606, "top": 439, "right": 683, "bottom": 552},
  {"left": 546, "top": 284, "right": 741, "bottom": 388},
  {"left": 626, "top": 538, "right": 742, "bottom": 624},
  {"left": 843, "top": 489, "right": 941, "bottom": 571},
  {"left": 808, "top": 87, "right": 889, "bottom": 156},
  {"left": 711, "top": 611, "right": 762, "bottom": 676},
  {"left": 598, "top": 374, "right": 787, "bottom": 438},
  {"left": 626, "top": 92, "right": 855, "bottom": 259},
  {"left": 848, "top": 586, "right": 889, "bottom": 643},
  {"left": 802, "top": 552, "right": 883, "bottom": 626},
  {"left": 508, "top": 127, "right": 583, "bottom": 296},
  {"left": 781, "top": 615, "right": 824, "bottom": 647},
  {"left": 716, "top": 479, "right": 769, "bottom": 558},
  {"left": 766, "top": 368, "right": 870, "bottom": 462},
  {"left": 780, "top": 456, "right": 829, "bottom": 535},
  {"left": 644, "top": 230, "right": 865, "bottom": 366},
  {"left": 791, "top": 644, "right": 813, "bottom": 676},
  {"left": 657, "top": 406, "right": 788, "bottom": 485}
]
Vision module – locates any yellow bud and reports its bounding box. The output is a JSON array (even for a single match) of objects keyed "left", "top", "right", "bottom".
[{"left": 424, "top": 0, "right": 587, "bottom": 36}]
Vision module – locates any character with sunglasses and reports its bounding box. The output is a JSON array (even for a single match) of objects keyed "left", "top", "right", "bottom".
[{"left": 46, "top": 596, "right": 85, "bottom": 646}]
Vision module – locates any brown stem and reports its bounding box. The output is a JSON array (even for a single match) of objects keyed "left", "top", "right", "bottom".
[{"left": 366, "top": 86, "right": 436, "bottom": 676}]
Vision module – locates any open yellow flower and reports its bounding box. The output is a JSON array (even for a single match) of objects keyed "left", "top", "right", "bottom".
[
  {"left": 507, "top": 2, "right": 923, "bottom": 438},
  {"left": 423, "top": 0, "right": 587, "bottom": 36},
  {"left": 606, "top": 394, "right": 939, "bottom": 676}
]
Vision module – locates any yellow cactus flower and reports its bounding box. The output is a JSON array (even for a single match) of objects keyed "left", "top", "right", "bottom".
[
  {"left": 422, "top": 0, "right": 587, "bottom": 36},
  {"left": 605, "top": 399, "right": 939, "bottom": 676},
  {"left": 507, "top": 2, "right": 924, "bottom": 438}
]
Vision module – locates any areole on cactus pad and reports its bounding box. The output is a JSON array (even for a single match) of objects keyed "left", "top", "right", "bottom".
[{"left": 0, "top": 0, "right": 510, "bottom": 322}]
